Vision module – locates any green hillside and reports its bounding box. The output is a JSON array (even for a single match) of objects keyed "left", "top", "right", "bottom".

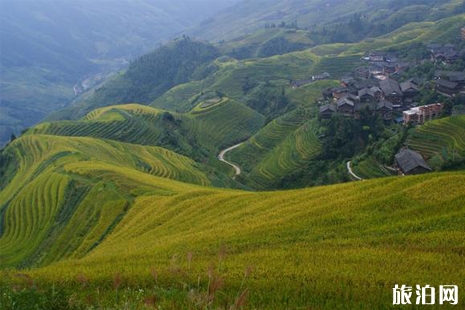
[
  {"left": 2, "top": 154, "right": 465, "bottom": 308},
  {"left": 0, "top": 134, "right": 212, "bottom": 268},
  {"left": 33, "top": 102, "right": 263, "bottom": 159},
  {"left": 407, "top": 115, "right": 465, "bottom": 170},
  {"left": 189, "top": 0, "right": 465, "bottom": 42},
  {"left": 218, "top": 28, "right": 314, "bottom": 59}
]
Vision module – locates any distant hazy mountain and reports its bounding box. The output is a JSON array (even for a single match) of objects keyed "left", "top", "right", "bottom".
[
  {"left": 0, "top": 0, "right": 238, "bottom": 146},
  {"left": 188, "top": 0, "right": 464, "bottom": 42}
]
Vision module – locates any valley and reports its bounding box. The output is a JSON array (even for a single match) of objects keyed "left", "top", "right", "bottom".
[{"left": 1, "top": 0, "right": 465, "bottom": 309}]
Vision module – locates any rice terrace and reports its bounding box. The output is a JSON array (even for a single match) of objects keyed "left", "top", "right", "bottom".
[{"left": 1, "top": 0, "right": 465, "bottom": 309}]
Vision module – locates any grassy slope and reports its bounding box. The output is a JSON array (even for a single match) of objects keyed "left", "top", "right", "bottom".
[
  {"left": 407, "top": 115, "right": 465, "bottom": 169},
  {"left": 3, "top": 171, "right": 463, "bottom": 308},
  {"left": 31, "top": 102, "right": 263, "bottom": 159},
  {"left": 189, "top": 0, "right": 463, "bottom": 42},
  {"left": 0, "top": 134, "right": 212, "bottom": 268}
]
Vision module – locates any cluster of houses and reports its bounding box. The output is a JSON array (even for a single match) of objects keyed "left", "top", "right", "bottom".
[
  {"left": 316, "top": 40, "right": 465, "bottom": 176},
  {"left": 428, "top": 43, "right": 461, "bottom": 64},
  {"left": 318, "top": 41, "right": 465, "bottom": 124},
  {"left": 359, "top": 52, "right": 411, "bottom": 80},
  {"left": 433, "top": 70, "right": 465, "bottom": 96},
  {"left": 319, "top": 77, "right": 422, "bottom": 121}
]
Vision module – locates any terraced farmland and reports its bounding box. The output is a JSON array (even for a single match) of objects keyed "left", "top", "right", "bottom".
[
  {"left": 229, "top": 109, "right": 322, "bottom": 189},
  {"left": 188, "top": 98, "right": 265, "bottom": 149},
  {"left": 3, "top": 170, "right": 465, "bottom": 309},
  {"left": 31, "top": 103, "right": 264, "bottom": 163},
  {"left": 0, "top": 134, "right": 211, "bottom": 267},
  {"left": 311, "top": 55, "right": 363, "bottom": 79},
  {"left": 247, "top": 119, "right": 322, "bottom": 188},
  {"left": 407, "top": 115, "right": 465, "bottom": 169}
]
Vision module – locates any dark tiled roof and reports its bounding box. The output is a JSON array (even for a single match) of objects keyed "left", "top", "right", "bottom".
[
  {"left": 337, "top": 95, "right": 356, "bottom": 107},
  {"left": 408, "top": 77, "right": 423, "bottom": 86},
  {"left": 377, "top": 99, "right": 393, "bottom": 110},
  {"left": 434, "top": 70, "right": 465, "bottom": 78},
  {"left": 380, "top": 78, "right": 401, "bottom": 95},
  {"left": 434, "top": 79, "right": 459, "bottom": 89},
  {"left": 358, "top": 88, "right": 373, "bottom": 97},
  {"left": 400, "top": 81, "right": 420, "bottom": 92},
  {"left": 395, "top": 149, "right": 431, "bottom": 174},
  {"left": 319, "top": 105, "right": 336, "bottom": 113}
]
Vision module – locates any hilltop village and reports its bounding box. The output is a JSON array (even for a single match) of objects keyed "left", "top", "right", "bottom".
[
  {"left": 287, "top": 41, "right": 465, "bottom": 178},
  {"left": 317, "top": 42, "right": 464, "bottom": 125}
]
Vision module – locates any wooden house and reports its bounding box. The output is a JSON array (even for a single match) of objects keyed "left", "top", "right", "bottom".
[
  {"left": 319, "top": 104, "right": 336, "bottom": 119},
  {"left": 336, "top": 95, "right": 356, "bottom": 117},
  {"left": 434, "top": 79, "right": 460, "bottom": 96},
  {"left": 401, "top": 80, "right": 420, "bottom": 100},
  {"left": 380, "top": 78, "right": 403, "bottom": 105},
  {"left": 395, "top": 149, "right": 432, "bottom": 175},
  {"left": 376, "top": 99, "right": 393, "bottom": 121}
]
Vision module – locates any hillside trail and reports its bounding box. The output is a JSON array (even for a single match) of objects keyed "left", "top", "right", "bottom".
[
  {"left": 218, "top": 143, "right": 243, "bottom": 178},
  {"left": 347, "top": 161, "right": 363, "bottom": 181}
]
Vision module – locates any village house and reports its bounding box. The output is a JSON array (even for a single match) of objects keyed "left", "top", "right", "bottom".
[
  {"left": 430, "top": 44, "right": 460, "bottom": 63},
  {"left": 319, "top": 104, "right": 336, "bottom": 119},
  {"left": 332, "top": 87, "right": 350, "bottom": 99},
  {"left": 433, "top": 79, "right": 460, "bottom": 97},
  {"left": 376, "top": 99, "right": 394, "bottom": 121},
  {"left": 401, "top": 79, "right": 420, "bottom": 100},
  {"left": 395, "top": 148, "right": 432, "bottom": 175},
  {"left": 380, "top": 78, "right": 403, "bottom": 105},
  {"left": 337, "top": 94, "right": 357, "bottom": 117},
  {"left": 358, "top": 87, "right": 375, "bottom": 103},
  {"left": 368, "top": 52, "right": 385, "bottom": 62},
  {"left": 403, "top": 103, "right": 443, "bottom": 126}
]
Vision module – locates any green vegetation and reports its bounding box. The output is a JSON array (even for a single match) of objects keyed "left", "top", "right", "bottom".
[
  {"left": 2, "top": 166, "right": 465, "bottom": 308},
  {"left": 0, "top": 133, "right": 214, "bottom": 268},
  {"left": 218, "top": 28, "right": 314, "bottom": 59},
  {"left": 407, "top": 115, "right": 465, "bottom": 170},
  {"left": 47, "top": 38, "right": 220, "bottom": 121},
  {"left": 32, "top": 102, "right": 263, "bottom": 167},
  {"left": 3, "top": 2, "right": 465, "bottom": 309}
]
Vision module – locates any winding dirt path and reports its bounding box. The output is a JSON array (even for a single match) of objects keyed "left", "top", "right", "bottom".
[
  {"left": 218, "top": 143, "right": 243, "bottom": 178},
  {"left": 347, "top": 161, "right": 363, "bottom": 181}
]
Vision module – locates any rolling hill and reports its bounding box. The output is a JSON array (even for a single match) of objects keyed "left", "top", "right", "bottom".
[
  {"left": 0, "top": 134, "right": 212, "bottom": 268},
  {"left": 407, "top": 115, "right": 465, "bottom": 169},
  {"left": 188, "top": 0, "right": 465, "bottom": 42},
  {"left": 2, "top": 4, "right": 465, "bottom": 308},
  {"left": 1, "top": 143, "right": 465, "bottom": 308}
]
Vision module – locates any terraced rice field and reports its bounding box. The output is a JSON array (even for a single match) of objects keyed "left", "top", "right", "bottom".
[
  {"left": 407, "top": 115, "right": 465, "bottom": 168},
  {"left": 33, "top": 104, "right": 167, "bottom": 147},
  {"left": 187, "top": 99, "right": 265, "bottom": 149},
  {"left": 248, "top": 120, "right": 322, "bottom": 188},
  {"left": 311, "top": 55, "right": 363, "bottom": 79},
  {"left": 229, "top": 109, "right": 321, "bottom": 189},
  {"left": 3, "top": 170, "right": 465, "bottom": 309},
  {"left": 31, "top": 103, "right": 264, "bottom": 160},
  {"left": 0, "top": 134, "right": 211, "bottom": 267},
  {"left": 352, "top": 157, "right": 393, "bottom": 179}
]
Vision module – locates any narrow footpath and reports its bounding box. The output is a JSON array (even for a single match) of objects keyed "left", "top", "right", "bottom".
[{"left": 347, "top": 161, "right": 363, "bottom": 181}]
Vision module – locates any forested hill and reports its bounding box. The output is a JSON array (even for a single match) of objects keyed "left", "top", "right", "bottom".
[
  {"left": 47, "top": 38, "right": 220, "bottom": 120},
  {"left": 189, "top": 0, "right": 465, "bottom": 43}
]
